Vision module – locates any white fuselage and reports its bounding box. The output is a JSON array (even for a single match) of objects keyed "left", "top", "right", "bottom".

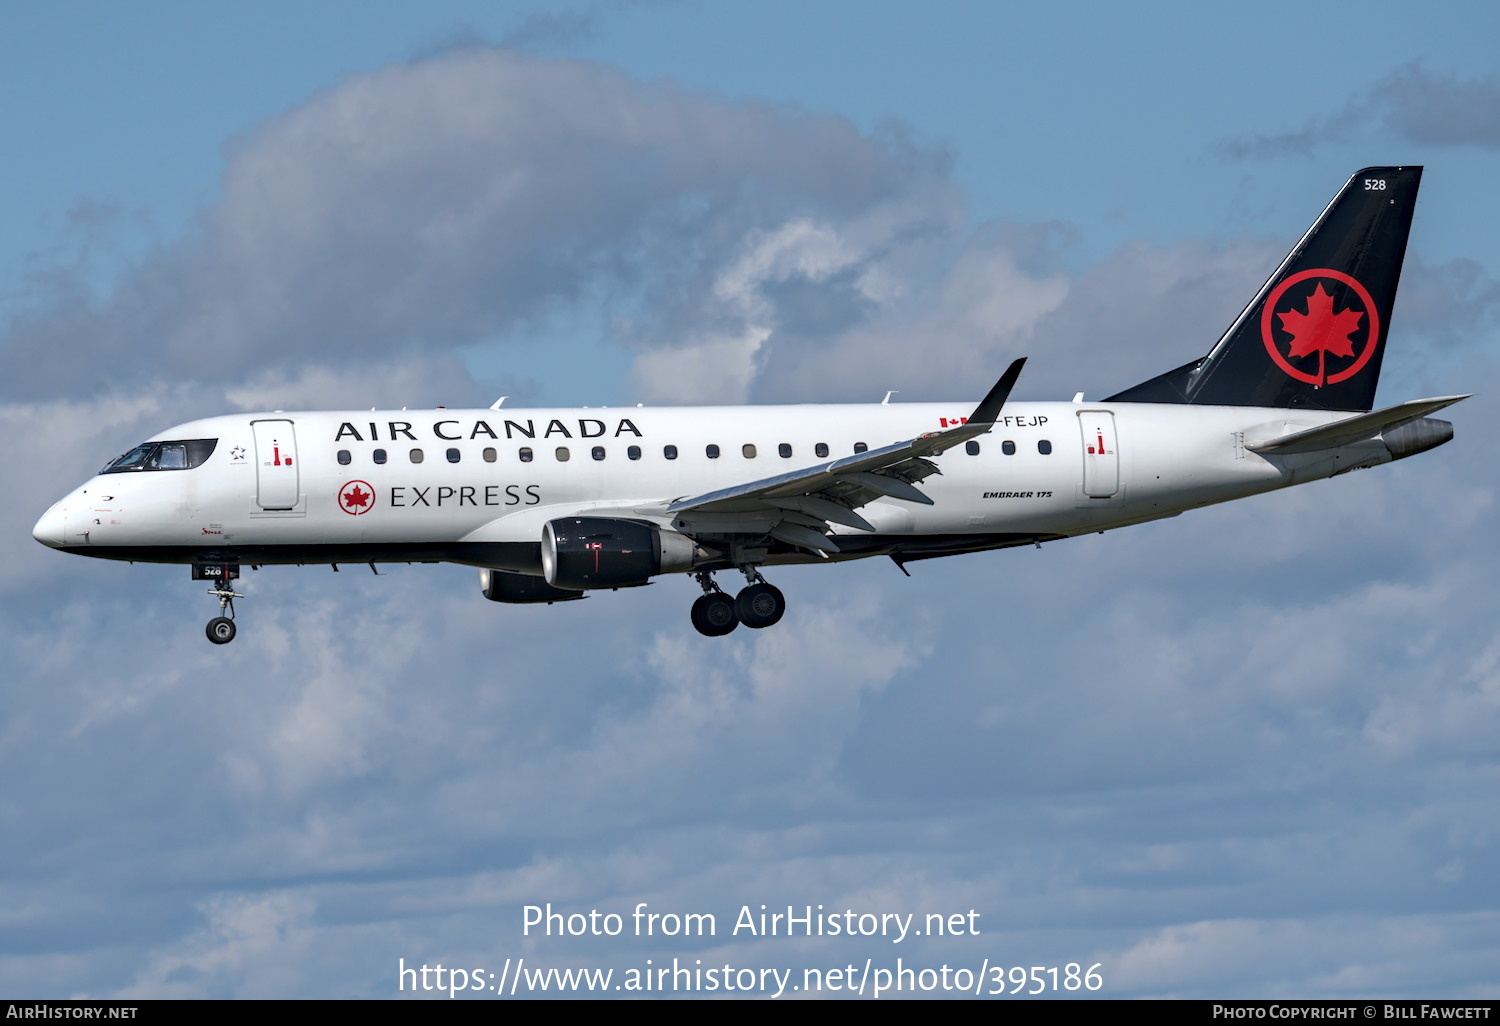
[{"left": 34, "top": 400, "right": 1393, "bottom": 571}]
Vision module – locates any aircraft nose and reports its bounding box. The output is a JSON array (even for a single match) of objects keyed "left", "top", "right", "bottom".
[{"left": 33, "top": 504, "right": 68, "bottom": 548}]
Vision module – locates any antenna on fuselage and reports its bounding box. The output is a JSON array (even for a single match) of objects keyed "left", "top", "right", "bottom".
[
  {"left": 490, "top": 396, "right": 508, "bottom": 410},
  {"left": 882, "top": 391, "right": 899, "bottom": 405}
]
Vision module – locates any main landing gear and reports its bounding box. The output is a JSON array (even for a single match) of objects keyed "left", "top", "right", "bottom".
[{"left": 689, "top": 569, "right": 786, "bottom": 637}]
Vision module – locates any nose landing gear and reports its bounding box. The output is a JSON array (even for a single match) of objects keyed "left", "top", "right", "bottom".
[
  {"left": 689, "top": 568, "right": 787, "bottom": 636},
  {"left": 206, "top": 613, "right": 237, "bottom": 645},
  {"left": 195, "top": 563, "right": 243, "bottom": 645}
]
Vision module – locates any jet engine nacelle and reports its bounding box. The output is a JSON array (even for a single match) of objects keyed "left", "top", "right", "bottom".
[
  {"left": 541, "top": 517, "right": 699, "bottom": 591},
  {"left": 1382, "top": 417, "right": 1454, "bottom": 461},
  {"left": 479, "top": 568, "right": 585, "bottom": 604}
]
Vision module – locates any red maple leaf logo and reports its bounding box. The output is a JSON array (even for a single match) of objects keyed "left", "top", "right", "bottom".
[
  {"left": 342, "top": 485, "right": 370, "bottom": 508},
  {"left": 1260, "top": 269, "right": 1380, "bottom": 386},
  {"left": 1278, "top": 283, "right": 1363, "bottom": 360}
]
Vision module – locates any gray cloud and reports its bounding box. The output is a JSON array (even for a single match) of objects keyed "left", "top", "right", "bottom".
[
  {"left": 693, "top": 225, "right": 1283, "bottom": 408},
  {"left": 1393, "top": 255, "right": 1500, "bottom": 352},
  {"left": 1218, "top": 63, "right": 1500, "bottom": 159},
  {"left": 1, "top": 48, "right": 954, "bottom": 404},
  {"left": 498, "top": 0, "right": 667, "bottom": 51},
  {"left": 1372, "top": 64, "right": 1500, "bottom": 148}
]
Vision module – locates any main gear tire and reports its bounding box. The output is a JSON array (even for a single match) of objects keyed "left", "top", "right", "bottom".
[
  {"left": 734, "top": 583, "right": 786, "bottom": 629},
  {"left": 690, "top": 593, "right": 739, "bottom": 636}
]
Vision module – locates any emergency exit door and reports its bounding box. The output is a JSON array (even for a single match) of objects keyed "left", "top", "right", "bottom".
[
  {"left": 251, "top": 419, "right": 299, "bottom": 509},
  {"left": 1078, "top": 411, "right": 1119, "bottom": 498}
]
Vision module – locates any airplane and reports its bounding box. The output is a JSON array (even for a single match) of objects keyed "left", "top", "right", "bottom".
[{"left": 33, "top": 166, "right": 1467, "bottom": 643}]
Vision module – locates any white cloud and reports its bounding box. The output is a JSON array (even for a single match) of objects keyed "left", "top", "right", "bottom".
[
  {"left": 1111, "top": 914, "right": 1500, "bottom": 998},
  {"left": 1, "top": 48, "right": 954, "bottom": 404},
  {"left": 117, "top": 892, "right": 320, "bottom": 999}
]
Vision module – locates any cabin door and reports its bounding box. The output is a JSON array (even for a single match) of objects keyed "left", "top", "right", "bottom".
[
  {"left": 251, "top": 419, "right": 300, "bottom": 509},
  {"left": 1078, "top": 411, "right": 1119, "bottom": 498}
]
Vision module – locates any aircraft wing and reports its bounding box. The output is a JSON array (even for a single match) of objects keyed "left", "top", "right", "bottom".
[{"left": 660, "top": 359, "right": 1026, "bottom": 553}]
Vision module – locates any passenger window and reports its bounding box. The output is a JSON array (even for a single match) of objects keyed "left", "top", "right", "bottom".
[
  {"left": 519, "top": 447, "right": 533, "bottom": 463},
  {"left": 853, "top": 442, "right": 868, "bottom": 454},
  {"left": 779, "top": 443, "right": 792, "bottom": 458},
  {"left": 742, "top": 444, "right": 757, "bottom": 459},
  {"left": 664, "top": 445, "right": 678, "bottom": 460},
  {"left": 556, "top": 447, "right": 571, "bottom": 462},
  {"left": 628, "top": 445, "right": 642, "bottom": 461},
  {"left": 965, "top": 441, "right": 980, "bottom": 456},
  {"left": 592, "top": 446, "right": 606, "bottom": 461},
  {"left": 373, "top": 448, "right": 388, "bottom": 465},
  {"left": 410, "top": 448, "right": 424, "bottom": 464},
  {"left": 1038, "top": 440, "right": 1052, "bottom": 455},
  {"left": 815, "top": 442, "right": 829, "bottom": 458},
  {"left": 483, "top": 448, "right": 497, "bottom": 463},
  {"left": 337, "top": 450, "right": 352, "bottom": 466},
  {"left": 1002, "top": 441, "right": 1015, "bottom": 456},
  {"left": 446, "top": 448, "right": 461, "bottom": 463},
  {"left": 706, "top": 444, "right": 720, "bottom": 459}
]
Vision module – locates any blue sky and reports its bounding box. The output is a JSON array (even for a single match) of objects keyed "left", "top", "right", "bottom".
[{"left": 4, "top": 0, "right": 1499, "bottom": 1000}]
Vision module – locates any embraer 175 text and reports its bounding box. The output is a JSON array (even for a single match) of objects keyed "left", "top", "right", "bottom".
[{"left": 34, "top": 167, "right": 1466, "bottom": 643}]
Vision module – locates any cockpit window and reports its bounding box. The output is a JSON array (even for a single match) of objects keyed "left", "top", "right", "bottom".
[
  {"left": 101, "top": 438, "right": 217, "bottom": 474},
  {"left": 155, "top": 444, "right": 187, "bottom": 469},
  {"left": 103, "top": 444, "right": 155, "bottom": 473}
]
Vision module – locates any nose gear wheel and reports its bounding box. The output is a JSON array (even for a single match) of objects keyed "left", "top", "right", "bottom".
[{"left": 203, "top": 567, "right": 244, "bottom": 644}]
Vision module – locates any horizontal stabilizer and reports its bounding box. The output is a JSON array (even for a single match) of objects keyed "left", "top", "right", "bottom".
[{"left": 1247, "top": 395, "right": 1470, "bottom": 454}]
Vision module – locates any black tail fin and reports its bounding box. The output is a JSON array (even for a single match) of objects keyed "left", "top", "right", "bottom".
[{"left": 1109, "top": 166, "right": 1421, "bottom": 412}]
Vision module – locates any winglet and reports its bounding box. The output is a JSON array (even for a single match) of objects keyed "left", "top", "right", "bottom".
[
  {"left": 970, "top": 358, "right": 1027, "bottom": 426},
  {"left": 902, "top": 357, "right": 1028, "bottom": 460}
]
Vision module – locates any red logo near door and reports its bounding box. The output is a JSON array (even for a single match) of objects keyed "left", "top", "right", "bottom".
[{"left": 338, "top": 480, "right": 375, "bottom": 515}]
